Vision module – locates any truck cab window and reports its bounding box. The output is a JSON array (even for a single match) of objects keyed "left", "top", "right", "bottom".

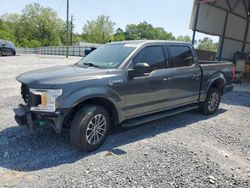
[
  {"left": 133, "top": 46, "right": 166, "bottom": 71},
  {"left": 170, "top": 46, "right": 194, "bottom": 67}
]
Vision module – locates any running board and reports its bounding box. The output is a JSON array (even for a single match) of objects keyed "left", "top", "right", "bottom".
[{"left": 121, "top": 104, "right": 199, "bottom": 128}]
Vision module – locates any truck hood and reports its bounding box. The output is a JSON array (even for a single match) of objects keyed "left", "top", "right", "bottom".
[{"left": 16, "top": 65, "right": 111, "bottom": 88}]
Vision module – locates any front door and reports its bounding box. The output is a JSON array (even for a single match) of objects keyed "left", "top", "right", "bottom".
[{"left": 124, "top": 45, "right": 171, "bottom": 118}]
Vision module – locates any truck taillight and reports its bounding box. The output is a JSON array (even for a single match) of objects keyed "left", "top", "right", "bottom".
[{"left": 232, "top": 65, "right": 236, "bottom": 81}]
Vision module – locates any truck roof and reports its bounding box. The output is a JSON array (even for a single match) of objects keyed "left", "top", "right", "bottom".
[{"left": 109, "top": 40, "right": 192, "bottom": 46}]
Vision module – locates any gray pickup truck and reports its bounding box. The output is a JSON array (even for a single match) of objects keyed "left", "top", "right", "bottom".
[{"left": 14, "top": 40, "right": 235, "bottom": 151}]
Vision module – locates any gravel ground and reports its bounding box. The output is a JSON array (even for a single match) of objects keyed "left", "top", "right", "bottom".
[{"left": 0, "top": 54, "right": 249, "bottom": 188}]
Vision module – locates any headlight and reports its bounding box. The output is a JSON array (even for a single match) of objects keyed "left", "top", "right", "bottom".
[{"left": 30, "top": 89, "right": 63, "bottom": 112}]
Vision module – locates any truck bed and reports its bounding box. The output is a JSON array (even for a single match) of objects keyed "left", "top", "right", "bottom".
[{"left": 198, "top": 60, "right": 234, "bottom": 101}]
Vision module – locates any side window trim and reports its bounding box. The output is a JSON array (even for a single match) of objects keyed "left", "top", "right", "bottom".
[
  {"left": 168, "top": 45, "right": 195, "bottom": 68},
  {"left": 132, "top": 45, "right": 167, "bottom": 71},
  {"left": 164, "top": 45, "right": 171, "bottom": 68}
]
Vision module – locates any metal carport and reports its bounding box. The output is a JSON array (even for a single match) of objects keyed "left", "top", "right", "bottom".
[{"left": 190, "top": 0, "right": 250, "bottom": 61}]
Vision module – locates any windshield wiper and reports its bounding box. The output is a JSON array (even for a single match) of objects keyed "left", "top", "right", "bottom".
[{"left": 83, "top": 62, "right": 101, "bottom": 68}]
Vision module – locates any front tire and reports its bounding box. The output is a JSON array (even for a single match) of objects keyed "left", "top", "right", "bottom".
[
  {"left": 70, "top": 105, "right": 110, "bottom": 151},
  {"left": 200, "top": 87, "right": 221, "bottom": 115},
  {"left": 0, "top": 49, "right": 2, "bottom": 56}
]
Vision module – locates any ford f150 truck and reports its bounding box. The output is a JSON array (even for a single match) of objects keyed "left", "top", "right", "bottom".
[{"left": 14, "top": 40, "right": 235, "bottom": 151}]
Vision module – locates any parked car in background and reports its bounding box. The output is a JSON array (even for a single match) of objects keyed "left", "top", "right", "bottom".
[{"left": 0, "top": 39, "right": 16, "bottom": 56}]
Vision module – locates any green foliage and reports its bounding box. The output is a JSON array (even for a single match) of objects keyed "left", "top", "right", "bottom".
[
  {"left": 0, "top": 29, "right": 15, "bottom": 42},
  {"left": 176, "top": 35, "right": 192, "bottom": 43},
  {"left": 0, "top": 14, "right": 21, "bottom": 43},
  {"left": 83, "top": 15, "right": 115, "bottom": 44},
  {"left": 125, "top": 22, "right": 175, "bottom": 40},
  {"left": 73, "top": 33, "right": 86, "bottom": 44},
  {"left": 197, "top": 37, "right": 218, "bottom": 52},
  {"left": 154, "top": 27, "right": 175, "bottom": 40},
  {"left": 18, "top": 38, "right": 42, "bottom": 48},
  {"left": 19, "top": 3, "right": 64, "bottom": 46},
  {"left": 113, "top": 28, "right": 126, "bottom": 41},
  {"left": 0, "top": 3, "right": 64, "bottom": 47},
  {"left": 125, "top": 24, "right": 141, "bottom": 40}
]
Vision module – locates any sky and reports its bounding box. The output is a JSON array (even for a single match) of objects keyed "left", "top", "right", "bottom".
[{"left": 0, "top": 0, "right": 218, "bottom": 41}]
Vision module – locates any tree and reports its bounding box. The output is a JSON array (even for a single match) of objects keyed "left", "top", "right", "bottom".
[
  {"left": 176, "top": 35, "right": 192, "bottom": 43},
  {"left": 18, "top": 38, "right": 41, "bottom": 48},
  {"left": 154, "top": 27, "right": 175, "bottom": 40},
  {"left": 197, "top": 37, "right": 218, "bottom": 51},
  {"left": 113, "top": 28, "right": 126, "bottom": 41},
  {"left": 125, "top": 24, "right": 141, "bottom": 40},
  {"left": 0, "top": 30, "right": 15, "bottom": 41},
  {"left": 83, "top": 15, "right": 115, "bottom": 43},
  {"left": 0, "top": 13, "right": 21, "bottom": 43},
  {"left": 0, "top": 3, "right": 65, "bottom": 47},
  {"left": 19, "top": 3, "right": 64, "bottom": 46},
  {"left": 136, "top": 22, "right": 156, "bottom": 39},
  {"left": 125, "top": 22, "right": 175, "bottom": 40}
]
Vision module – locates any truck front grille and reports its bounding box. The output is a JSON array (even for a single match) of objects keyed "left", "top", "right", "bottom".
[
  {"left": 21, "top": 84, "right": 42, "bottom": 107},
  {"left": 21, "top": 83, "right": 30, "bottom": 104}
]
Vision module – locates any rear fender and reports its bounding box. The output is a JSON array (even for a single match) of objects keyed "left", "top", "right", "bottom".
[{"left": 200, "top": 72, "right": 226, "bottom": 101}]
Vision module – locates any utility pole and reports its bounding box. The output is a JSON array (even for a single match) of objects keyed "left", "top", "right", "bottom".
[
  {"left": 66, "top": 0, "right": 69, "bottom": 58},
  {"left": 70, "top": 15, "right": 73, "bottom": 46}
]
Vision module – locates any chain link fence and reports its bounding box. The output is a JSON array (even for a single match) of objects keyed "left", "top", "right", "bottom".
[{"left": 16, "top": 45, "right": 101, "bottom": 57}]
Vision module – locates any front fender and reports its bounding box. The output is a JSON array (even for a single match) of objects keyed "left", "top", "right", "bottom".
[
  {"left": 58, "top": 87, "right": 123, "bottom": 122},
  {"left": 59, "top": 87, "right": 121, "bottom": 108}
]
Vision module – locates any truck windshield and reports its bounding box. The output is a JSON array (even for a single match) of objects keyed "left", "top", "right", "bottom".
[{"left": 77, "top": 44, "right": 136, "bottom": 68}]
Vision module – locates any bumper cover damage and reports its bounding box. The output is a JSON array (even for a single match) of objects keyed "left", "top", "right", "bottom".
[{"left": 13, "top": 104, "right": 68, "bottom": 134}]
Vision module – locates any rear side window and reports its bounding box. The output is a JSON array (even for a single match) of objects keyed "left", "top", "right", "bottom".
[
  {"left": 9, "top": 42, "right": 14, "bottom": 47},
  {"left": 0, "top": 40, "right": 5, "bottom": 46},
  {"left": 133, "top": 46, "right": 166, "bottom": 71},
  {"left": 6, "top": 42, "right": 10, "bottom": 47},
  {"left": 170, "top": 46, "right": 194, "bottom": 67}
]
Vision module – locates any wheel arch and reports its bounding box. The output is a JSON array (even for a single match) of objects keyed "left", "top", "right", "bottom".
[
  {"left": 208, "top": 77, "right": 226, "bottom": 96},
  {"left": 0, "top": 47, "right": 3, "bottom": 56},
  {"left": 64, "top": 96, "right": 121, "bottom": 129}
]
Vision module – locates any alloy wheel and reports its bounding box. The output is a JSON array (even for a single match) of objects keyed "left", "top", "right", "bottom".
[
  {"left": 86, "top": 114, "right": 107, "bottom": 145},
  {"left": 208, "top": 92, "right": 219, "bottom": 112}
]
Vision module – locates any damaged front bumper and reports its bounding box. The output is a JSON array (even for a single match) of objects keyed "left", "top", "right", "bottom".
[{"left": 13, "top": 104, "right": 70, "bottom": 134}]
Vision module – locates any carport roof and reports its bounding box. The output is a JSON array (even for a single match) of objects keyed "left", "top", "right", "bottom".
[{"left": 190, "top": 0, "right": 250, "bottom": 60}]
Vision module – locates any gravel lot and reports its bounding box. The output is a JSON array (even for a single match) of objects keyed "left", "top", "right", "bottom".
[{"left": 0, "top": 55, "right": 249, "bottom": 188}]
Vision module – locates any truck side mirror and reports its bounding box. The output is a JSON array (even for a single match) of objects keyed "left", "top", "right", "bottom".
[{"left": 128, "top": 63, "right": 151, "bottom": 79}]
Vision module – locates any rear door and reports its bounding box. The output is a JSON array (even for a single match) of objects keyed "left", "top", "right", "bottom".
[
  {"left": 166, "top": 45, "right": 201, "bottom": 107},
  {"left": 125, "top": 45, "right": 171, "bottom": 118}
]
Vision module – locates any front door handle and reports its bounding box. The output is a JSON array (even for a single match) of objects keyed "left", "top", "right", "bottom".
[{"left": 163, "top": 77, "right": 172, "bottom": 81}]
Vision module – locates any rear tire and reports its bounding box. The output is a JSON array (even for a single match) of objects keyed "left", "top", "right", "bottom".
[
  {"left": 70, "top": 105, "right": 110, "bottom": 152},
  {"left": 0, "top": 49, "right": 2, "bottom": 56},
  {"left": 13, "top": 51, "right": 16, "bottom": 56},
  {"left": 200, "top": 87, "right": 221, "bottom": 115}
]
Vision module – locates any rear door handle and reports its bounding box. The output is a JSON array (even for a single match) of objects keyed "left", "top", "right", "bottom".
[{"left": 192, "top": 73, "right": 200, "bottom": 79}]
